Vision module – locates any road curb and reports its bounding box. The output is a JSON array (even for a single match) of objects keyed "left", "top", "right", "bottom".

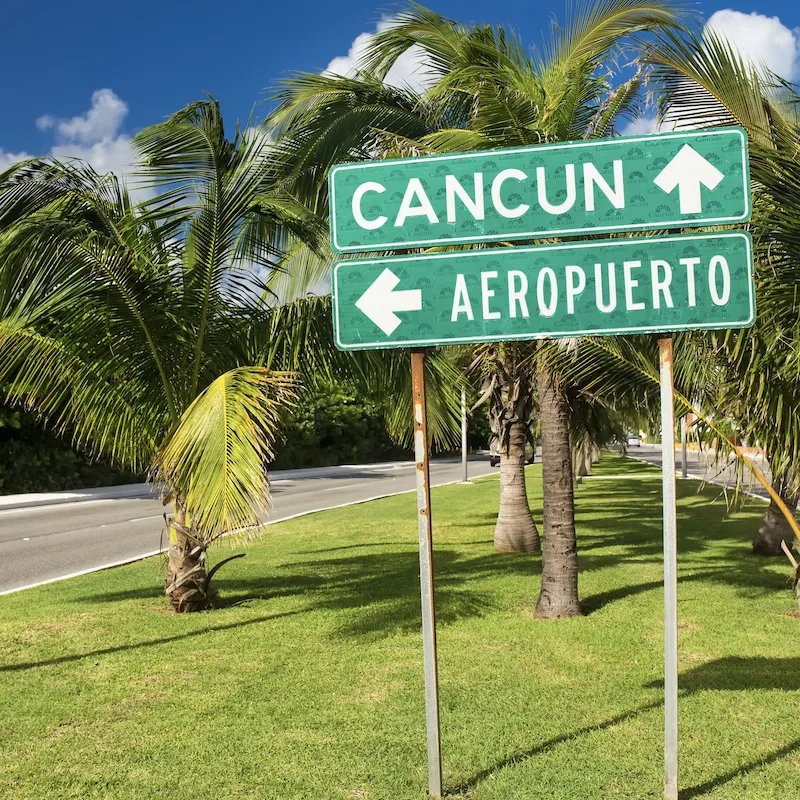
[
  {"left": 0, "top": 484, "right": 156, "bottom": 512},
  {"left": 0, "top": 457, "right": 487, "bottom": 513}
]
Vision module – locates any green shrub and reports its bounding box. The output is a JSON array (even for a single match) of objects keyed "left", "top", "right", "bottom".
[
  {"left": 273, "top": 381, "right": 411, "bottom": 469},
  {"left": 0, "top": 406, "right": 139, "bottom": 494}
]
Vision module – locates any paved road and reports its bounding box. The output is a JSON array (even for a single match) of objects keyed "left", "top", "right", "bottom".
[
  {"left": 0, "top": 457, "right": 495, "bottom": 595},
  {"left": 627, "top": 442, "right": 772, "bottom": 501}
]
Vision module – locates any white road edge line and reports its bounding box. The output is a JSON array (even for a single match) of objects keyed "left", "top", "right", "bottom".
[
  {"left": 0, "top": 460, "right": 426, "bottom": 514},
  {"left": 0, "top": 550, "right": 166, "bottom": 596},
  {"left": 0, "top": 471, "right": 499, "bottom": 597}
]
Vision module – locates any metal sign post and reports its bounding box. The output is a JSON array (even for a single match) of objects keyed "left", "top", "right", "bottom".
[
  {"left": 461, "top": 388, "right": 469, "bottom": 483},
  {"left": 410, "top": 350, "right": 443, "bottom": 797},
  {"left": 681, "top": 417, "right": 688, "bottom": 479},
  {"left": 328, "top": 125, "right": 754, "bottom": 800},
  {"left": 659, "top": 336, "right": 679, "bottom": 800}
]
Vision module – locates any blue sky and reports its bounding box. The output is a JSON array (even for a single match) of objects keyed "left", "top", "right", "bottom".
[{"left": 1, "top": 1, "right": 799, "bottom": 175}]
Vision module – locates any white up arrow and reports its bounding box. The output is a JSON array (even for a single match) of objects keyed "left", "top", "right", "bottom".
[
  {"left": 355, "top": 268, "right": 423, "bottom": 335},
  {"left": 653, "top": 144, "right": 725, "bottom": 214}
]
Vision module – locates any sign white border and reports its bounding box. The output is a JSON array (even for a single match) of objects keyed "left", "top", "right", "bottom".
[
  {"left": 329, "top": 128, "right": 751, "bottom": 253},
  {"left": 332, "top": 232, "right": 755, "bottom": 350}
]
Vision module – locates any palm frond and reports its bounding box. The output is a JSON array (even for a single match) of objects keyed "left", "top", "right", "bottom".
[
  {"left": 253, "top": 293, "right": 463, "bottom": 450},
  {"left": 154, "top": 367, "right": 297, "bottom": 542},
  {"left": 642, "top": 27, "right": 791, "bottom": 142},
  {"left": 546, "top": 0, "right": 690, "bottom": 68}
]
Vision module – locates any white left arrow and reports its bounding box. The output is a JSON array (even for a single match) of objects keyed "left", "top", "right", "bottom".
[
  {"left": 355, "top": 268, "right": 423, "bottom": 335},
  {"left": 653, "top": 144, "right": 725, "bottom": 214}
]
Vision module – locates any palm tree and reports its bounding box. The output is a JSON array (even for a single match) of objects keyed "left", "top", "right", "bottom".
[
  {"left": 0, "top": 101, "right": 461, "bottom": 611},
  {"left": 641, "top": 27, "right": 800, "bottom": 555},
  {"left": 470, "top": 343, "right": 540, "bottom": 552},
  {"left": 568, "top": 387, "right": 626, "bottom": 479},
  {"left": 268, "top": 0, "right": 687, "bottom": 615},
  {"left": 0, "top": 104, "right": 321, "bottom": 611}
]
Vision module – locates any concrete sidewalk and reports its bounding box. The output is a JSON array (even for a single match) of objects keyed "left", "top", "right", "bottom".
[
  {"left": 626, "top": 443, "right": 772, "bottom": 502},
  {"left": 0, "top": 482, "right": 155, "bottom": 511}
]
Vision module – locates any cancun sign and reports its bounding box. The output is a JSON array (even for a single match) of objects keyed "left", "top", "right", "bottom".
[{"left": 329, "top": 128, "right": 750, "bottom": 253}]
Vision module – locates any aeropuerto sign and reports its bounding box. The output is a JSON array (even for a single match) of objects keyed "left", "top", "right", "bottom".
[
  {"left": 332, "top": 232, "right": 754, "bottom": 350},
  {"left": 329, "top": 128, "right": 750, "bottom": 253}
]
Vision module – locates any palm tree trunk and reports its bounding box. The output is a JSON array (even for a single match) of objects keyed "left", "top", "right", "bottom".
[
  {"left": 753, "top": 474, "right": 799, "bottom": 556},
  {"left": 583, "top": 446, "right": 593, "bottom": 475},
  {"left": 794, "top": 566, "right": 800, "bottom": 609},
  {"left": 165, "top": 504, "right": 212, "bottom": 612},
  {"left": 536, "top": 367, "right": 582, "bottom": 618},
  {"left": 575, "top": 446, "right": 588, "bottom": 479},
  {"left": 494, "top": 419, "right": 540, "bottom": 552}
]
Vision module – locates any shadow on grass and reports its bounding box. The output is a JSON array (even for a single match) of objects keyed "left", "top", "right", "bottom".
[
  {"left": 72, "top": 461, "right": 782, "bottom": 643},
  {"left": 581, "top": 564, "right": 790, "bottom": 615},
  {"left": 447, "top": 698, "right": 664, "bottom": 796},
  {"left": 295, "top": 542, "right": 401, "bottom": 555},
  {"left": 77, "top": 543, "right": 786, "bottom": 642},
  {"left": 650, "top": 656, "right": 800, "bottom": 692},
  {"left": 0, "top": 610, "right": 301, "bottom": 673},
  {"left": 680, "top": 738, "right": 800, "bottom": 799},
  {"left": 76, "top": 548, "right": 540, "bottom": 639},
  {"left": 581, "top": 578, "right": 666, "bottom": 614},
  {"left": 451, "top": 657, "right": 799, "bottom": 796}
]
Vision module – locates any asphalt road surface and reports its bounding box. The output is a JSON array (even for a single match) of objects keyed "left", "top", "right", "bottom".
[{"left": 0, "top": 457, "right": 495, "bottom": 595}]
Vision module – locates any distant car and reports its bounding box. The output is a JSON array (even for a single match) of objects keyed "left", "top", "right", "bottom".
[
  {"left": 627, "top": 433, "right": 642, "bottom": 447},
  {"left": 489, "top": 449, "right": 535, "bottom": 467}
]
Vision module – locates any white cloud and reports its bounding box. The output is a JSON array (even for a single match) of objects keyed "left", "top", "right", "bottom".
[
  {"left": 620, "top": 116, "right": 660, "bottom": 137},
  {"left": 1, "top": 89, "right": 139, "bottom": 193},
  {"left": 325, "top": 17, "right": 434, "bottom": 93},
  {"left": 0, "top": 148, "right": 33, "bottom": 172},
  {"left": 37, "top": 88, "right": 130, "bottom": 145},
  {"left": 51, "top": 135, "right": 136, "bottom": 181},
  {"left": 706, "top": 10, "right": 799, "bottom": 81},
  {"left": 622, "top": 10, "right": 799, "bottom": 135}
]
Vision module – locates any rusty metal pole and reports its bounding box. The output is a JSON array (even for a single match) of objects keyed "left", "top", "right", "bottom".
[
  {"left": 411, "top": 350, "right": 443, "bottom": 797},
  {"left": 659, "top": 335, "right": 679, "bottom": 800},
  {"left": 681, "top": 416, "right": 688, "bottom": 480},
  {"left": 461, "top": 387, "right": 469, "bottom": 483}
]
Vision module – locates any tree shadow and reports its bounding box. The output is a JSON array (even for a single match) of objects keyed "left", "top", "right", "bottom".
[
  {"left": 450, "top": 655, "right": 800, "bottom": 796},
  {"left": 679, "top": 738, "right": 800, "bottom": 799},
  {"left": 295, "top": 542, "right": 401, "bottom": 555},
  {"left": 71, "top": 459, "right": 786, "bottom": 647},
  {"left": 581, "top": 578, "right": 666, "bottom": 614},
  {"left": 451, "top": 512, "right": 506, "bottom": 529},
  {"left": 251, "top": 548, "right": 655, "bottom": 639},
  {"left": 77, "top": 535, "right": 785, "bottom": 640},
  {"left": 81, "top": 571, "right": 327, "bottom": 606},
  {"left": 447, "top": 698, "right": 663, "bottom": 796},
  {"left": 581, "top": 564, "right": 790, "bottom": 615},
  {"left": 661, "top": 656, "right": 800, "bottom": 693},
  {"left": 0, "top": 609, "right": 301, "bottom": 673},
  {"left": 218, "top": 548, "right": 528, "bottom": 639}
]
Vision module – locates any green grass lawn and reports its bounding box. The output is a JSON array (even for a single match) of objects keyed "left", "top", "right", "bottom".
[{"left": 1, "top": 455, "right": 798, "bottom": 799}]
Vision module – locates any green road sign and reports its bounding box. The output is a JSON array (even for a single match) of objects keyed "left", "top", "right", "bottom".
[
  {"left": 332, "top": 232, "right": 754, "bottom": 350},
  {"left": 329, "top": 128, "right": 750, "bottom": 253}
]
